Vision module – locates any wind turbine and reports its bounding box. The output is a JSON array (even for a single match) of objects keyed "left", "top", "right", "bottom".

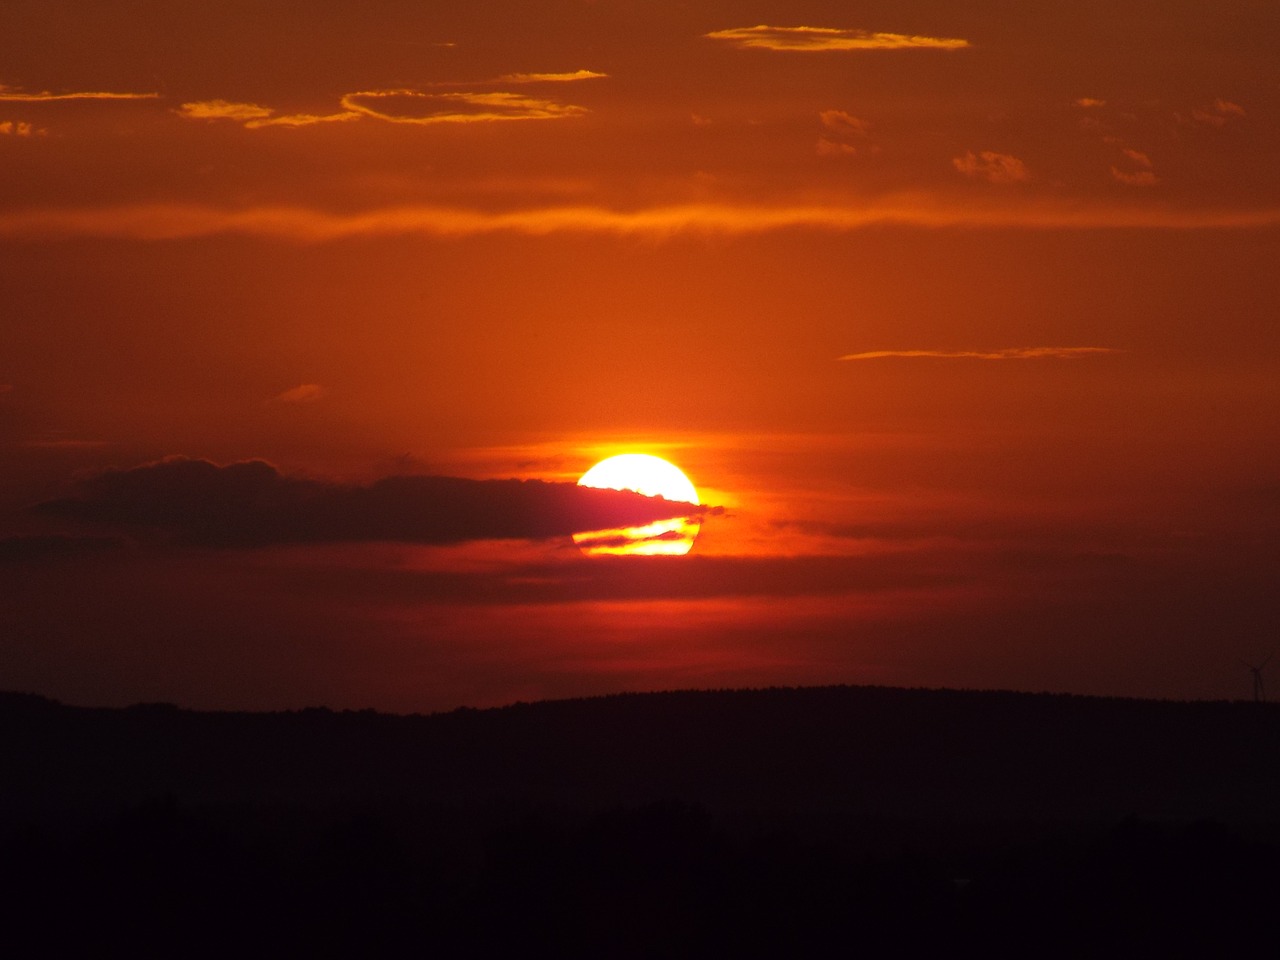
[{"left": 1240, "top": 654, "right": 1273, "bottom": 703}]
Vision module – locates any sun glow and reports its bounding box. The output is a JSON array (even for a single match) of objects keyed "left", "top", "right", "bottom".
[{"left": 575, "top": 454, "right": 701, "bottom": 556}]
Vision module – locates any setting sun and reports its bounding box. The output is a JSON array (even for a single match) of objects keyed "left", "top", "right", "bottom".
[
  {"left": 575, "top": 453, "right": 701, "bottom": 556},
  {"left": 577, "top": 453, "right": 700, "bottom": 505}
]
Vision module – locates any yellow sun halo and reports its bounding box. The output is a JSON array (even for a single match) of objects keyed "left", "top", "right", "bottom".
[{"left": 574, "top": 453, "right": 701, "bottom": 556}]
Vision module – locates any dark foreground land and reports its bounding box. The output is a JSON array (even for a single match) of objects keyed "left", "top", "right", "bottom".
[{"left": 3, "top": 685, "right": 1279, "bottom": 957}]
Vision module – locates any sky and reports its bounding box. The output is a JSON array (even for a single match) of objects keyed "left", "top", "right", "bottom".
[{"left": 2, "top": 0, "right": 1278, "bottom": 711}]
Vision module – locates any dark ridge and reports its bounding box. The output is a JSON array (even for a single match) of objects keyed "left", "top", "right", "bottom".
[
  {"left": 3, "top": 684, "right": 1279, "bottom": 825},
  {"left": 4, "top": 684, "right": 1279, "bottom": 956}
]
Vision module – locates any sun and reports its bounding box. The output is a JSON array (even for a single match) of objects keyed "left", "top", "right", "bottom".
[
  {"left": 574, "top": 453, "right": 701, "bottom": 556},
  {"left": 577, "top": 453, "right": 700, "bottom": 505}
]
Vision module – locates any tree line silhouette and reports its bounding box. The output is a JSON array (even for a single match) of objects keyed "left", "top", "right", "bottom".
[{"left": 3, "top": 685, "right": 1279, "bottom": 955}]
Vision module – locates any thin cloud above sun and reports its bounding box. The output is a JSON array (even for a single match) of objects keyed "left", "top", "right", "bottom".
[
  {"left": 838, "top": 347, "right": 1119, "bottom": 361},
  {"left": 705, "top": 25, "right": 970, "bottom": 52},
  {"left": 953, "top": 151, "right": 1030, "bottom": 184},
  {"left": 495, "top": 70, "right": 607, "bottom": 84},
  {"left": 175, "top": 100, "right": 358, "bottom": 128},
  {"left": 1111, "top": 147, "right": 1158, "bottom": 187},
  {"left": 4, "top": 199, "right": 1280, "bottom": 243},
  {"left": 1190, "top": 98, "right": 1246, "bottom": 128},
  {"left": 820, "top": 111, "right": 870, "bottom": 137},
  {"left": 1111, "top": 167, "right": 1159, "bottom": 187},
  {"left": 817, "top": 110, "right": 874, "bottom": 159},
  {"left": 0, "top": 85, "right": 159, "bottom": 102},
  {"left": 177, "top": 101, "right": 276, "bottom": 123},
  {"left": 342, "top": 90, "right": 588, "bottom": 125},
  {"left": 178, "top": 84, "right": 595, "bottom": 130}
]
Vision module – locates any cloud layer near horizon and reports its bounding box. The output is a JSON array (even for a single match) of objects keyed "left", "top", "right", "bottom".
[{"left": 36, "top": 458, "right": 707, "bottom": 548}]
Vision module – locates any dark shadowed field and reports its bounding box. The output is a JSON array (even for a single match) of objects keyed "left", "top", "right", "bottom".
[{"left": 3, "top": 685, "right": 1278, "bottom": 956}]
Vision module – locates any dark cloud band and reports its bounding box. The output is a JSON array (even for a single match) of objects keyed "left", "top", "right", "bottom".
[{"left": 36, "top": 457, "right": 707, "bottom": 548}]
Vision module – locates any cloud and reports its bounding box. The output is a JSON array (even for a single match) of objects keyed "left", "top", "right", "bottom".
[
  {"left": 179, "top": 89, "right": 589, "bottom": 129},
  {"left": 3, "top": 197, "right": 1280, "bottom": 243},
  {"left": 819, "top": 110, "right": 869, "bottom": 137},
  {"left": 706, "top": 25, "right": 969, "bottom": 52},
  {"left": 1074, "top": 98, "right": 1106, "bottom": 108},
  {"left": 256, "top": 112, "right": 361, "bottom": 128},
  {"left": 952, "top": 151, "right": 1030, "bottom": 184},
  {"left": 816, "top": 137, "right": 859, "bottom": 157},
  {"left": 1191, "top": 99, "right": 1246, "bottom": 127},
  {"left": 35, "top": 457, "right": 709, "bottom": 548},
  {"left": 176, "top": 100, "right": 275, "bottom": 123},
  {"left": 0, "top": 121, "right": 39, "bottom": 137},
  {"left": 1110, "top": 167, "right": 1158, "bottom": 187},
  {"left": 273, "top": 383, "right": 325, "bottom": 403},
  {"left": 495, "top": 70, "right": 607, "bottom": 83},
  {"left": 838, "top": 347, "right": 1118, "bottom": 361},
  {"left": 177, "top": 99, "right": 361, "bottom": 129},
  {"left": 342, "top": 89, "right": 586, "bottom": 124},
  {"left": 1109, "top": 146, "right": 1157, "bottom": 186},
  {"left": 0, "top": 85, "right": 159, "bottom": 102},
  {"left": 817, "top": 110, "right": 871, "bottom": 158}
]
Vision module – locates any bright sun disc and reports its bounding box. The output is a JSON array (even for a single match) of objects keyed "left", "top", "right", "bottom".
[
  {"left": 577, "top": 453, "right": 700, "bottom": 505},
  {"left": 575, "top": 454, "right": 701, "bottom": 556}
]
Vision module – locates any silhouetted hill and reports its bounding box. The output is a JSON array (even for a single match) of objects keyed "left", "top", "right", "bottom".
[
  {"left": 4, "top": 685, "right": 1279, "bottom": 824},
  {"left": 3, "top": 686, "right": 1279, "bottom": 957}
]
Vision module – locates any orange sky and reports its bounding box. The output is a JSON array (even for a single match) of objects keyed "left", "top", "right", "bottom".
[{"left": 2, "top": 0, "right": 1278, "bottom": 710}]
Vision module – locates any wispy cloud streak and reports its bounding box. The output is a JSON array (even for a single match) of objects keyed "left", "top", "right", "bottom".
[
  {"left": 0, "top": 85, "right": 158, "bottom": 101},
  {"left": 820, "top": 110, "right": 869, "bottom": 136},
  {"left": 1111, "top": 167, "right": 1158, "bottom": 187},
  {"left": 178, "top": 100, "right": 358, "bottom": 128},
  {"left": 953, "top": 151, "right": 1030, "bottom": 184},
  {"left": 838, "top": 347, "right": 1119, "bottom": 361},
  {"left": 178, "top": 89, "right": 587, "bottom": 129},
  {"left": 1191, "top": 99, "right": 1246, "bottom": 127},
  {"left": 341, "top": 90, "right": 586, "bottom": 124},
  {"left": 495, "top": 70, "right": 607, "bottom": 83},
  {"left": 706, "top": 25, "right": 969, "bottom": 52},
  {"left": 272, "top": 384, "right": 325, "bottom": 403},
  {"left": 177, "top": 100, "right": 276, "bottom": 123},
  {"left": 2, "top": 200, "right": 1279, "bottom": 243}
]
